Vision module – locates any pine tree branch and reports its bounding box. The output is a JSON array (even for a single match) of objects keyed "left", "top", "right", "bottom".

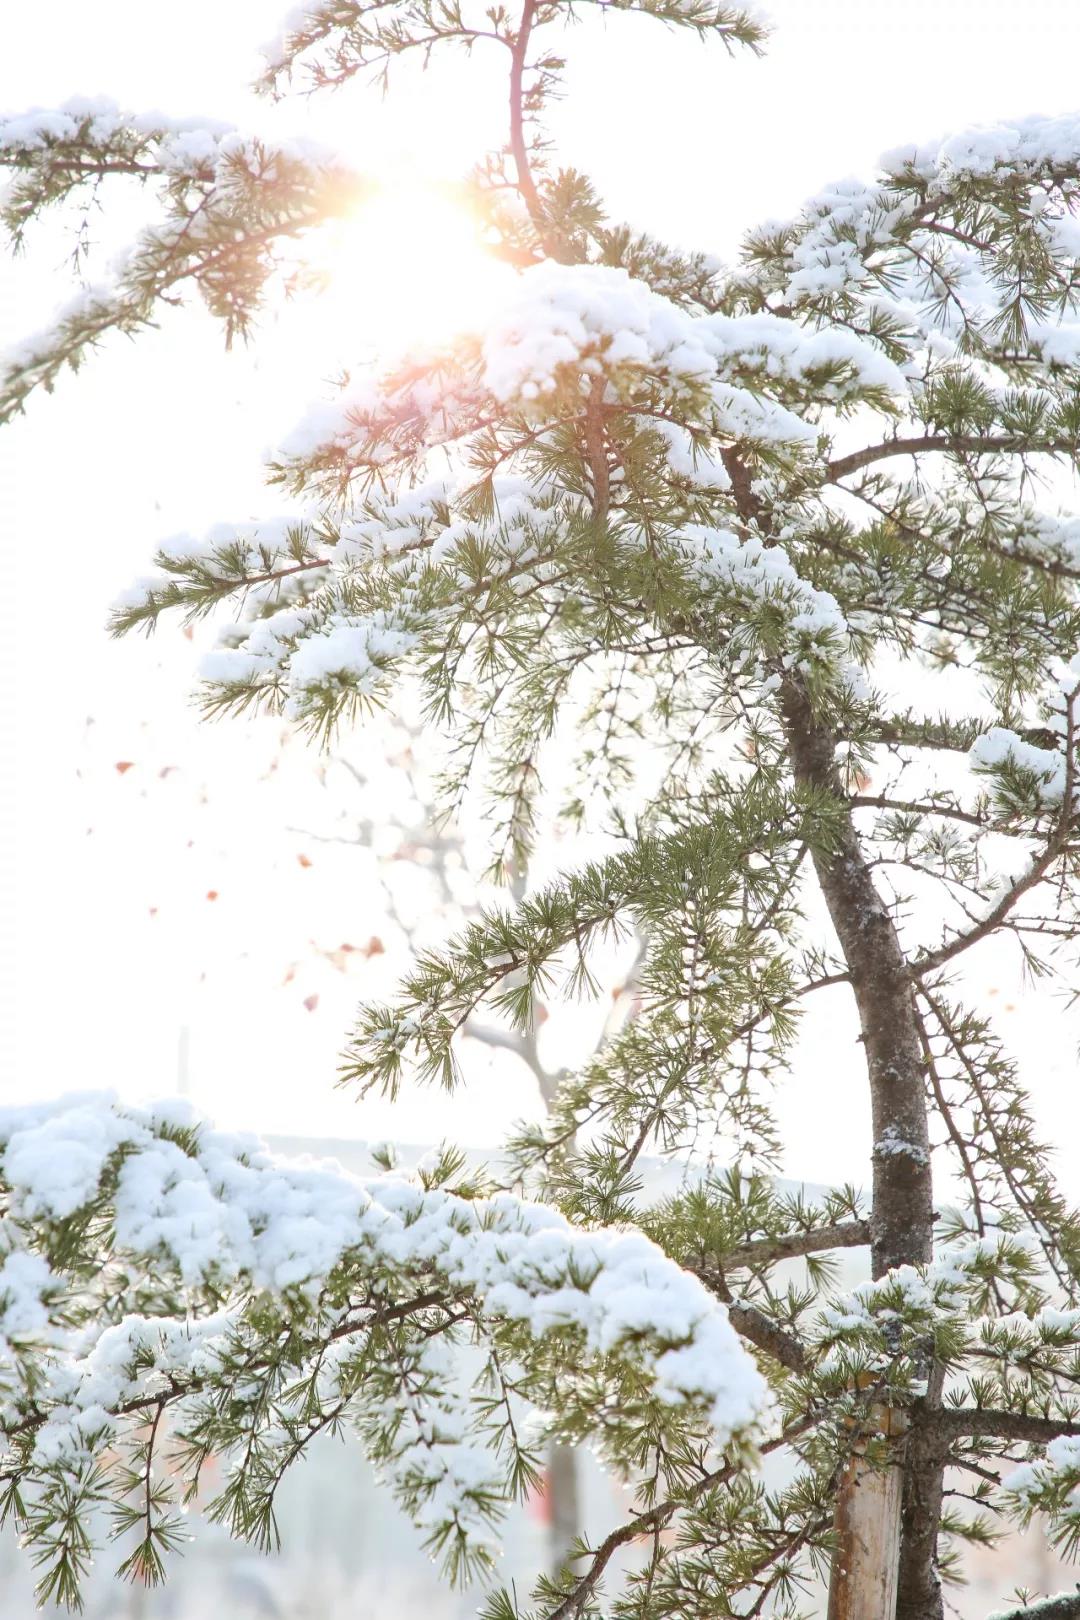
[
  {"left": 914, "top": 1000, "right": 991, "bottom": 1243},
  {"left": 871, "top": 720, "right": 980, "bottom": 754},
  {"left": 848, "top": 794, "right": 1029, "bottom": 835},
  {"left": 986, "top": 1593, "right": 1080, "bottom": 1620},
  {"left": 825, "top": 435, "right": 1080, "bottom": 484},
  {"left": 1, "top": 154, "right": 162, "bottom": 179},
  {"left": 720, "top": 1219, "right": 872, "bottom": 1269},
  {"left": 542, "top": 1414, "right": 819, "bottom": 1620},
  {"left": 911, "top": 710, "right": 1077, "bottom": 977},
  {"left": 691, "top": 1263, "right": 808, "bottom": 1371},
  {"left": 584, "top": 374, "right": 609, "bottom": 521},
  {"left": 508, "top": 0, "right": 556, "bottom": 260},
  {"left": 722, "top": 1298, "right": 809, "bottom": 1374},
  {"left": 941, "top": 1409, "right": 1080, "bottom": 1444},
  {"left": 0, "top": 1287, "right": 456, "bottom": 1447}
]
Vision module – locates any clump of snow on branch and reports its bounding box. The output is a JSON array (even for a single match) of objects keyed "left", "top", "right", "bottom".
[
  {"left": 883, "top": 115, "right": 1080, "bottom": 184},
  {"left": 684, "top": 525, "right": 848, "bottom": 647},
  {"left": 0, "top": 1094, "right": 770, "bottom": 1449},
  {"left": 760, "top": 112, "right": 1080, "bottom": 362},
  {"left": 0, "top": 97, "right": 232, "bottom": 161},
  {"left": 479, "top": 264, "right": 905, "bottom": 416},
  {"left": 971, "top": 728, "right": 1071, "bottom": 806}
]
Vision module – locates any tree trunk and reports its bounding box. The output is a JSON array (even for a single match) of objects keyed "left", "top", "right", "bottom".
[
  {"left": 719, "top": 452, "right": 941, "bottom": 1617},
  {"left": 780, "top": 683, "right": 939, "bottom": 1619},
  {"left": 894, "top": 1365, "right": 947, "bottom": 1620},
  {"left": 781, "top": 685, "right": 933, "bottom": 1277}
]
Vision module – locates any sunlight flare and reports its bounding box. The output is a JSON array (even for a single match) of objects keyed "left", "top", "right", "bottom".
[{"left": 304, "top": 177, "right": 514, "bottom": 360}]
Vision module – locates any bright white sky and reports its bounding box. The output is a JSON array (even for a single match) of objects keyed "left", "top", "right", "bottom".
[{"left": 2, "top": 0, "right": 1080, "bottom": 1190}]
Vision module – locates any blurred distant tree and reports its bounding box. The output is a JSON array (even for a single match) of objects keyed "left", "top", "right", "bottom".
[{"left": 296, "top": 730, "right": 648, "bottom": 1576}]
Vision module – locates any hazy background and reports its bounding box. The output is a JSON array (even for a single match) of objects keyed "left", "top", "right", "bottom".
[{"left": 3, "top": 7, "right": 1080, "bottom": 1611}]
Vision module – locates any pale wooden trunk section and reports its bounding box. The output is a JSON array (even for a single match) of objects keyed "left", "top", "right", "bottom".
[{"left": 827, "top": 1410, "right": 906, "bottom": 1620}]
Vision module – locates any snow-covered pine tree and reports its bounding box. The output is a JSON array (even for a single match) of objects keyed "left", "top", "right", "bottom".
[{"left": 4, "top": 5, "right": 1080, "bottom": 1618}]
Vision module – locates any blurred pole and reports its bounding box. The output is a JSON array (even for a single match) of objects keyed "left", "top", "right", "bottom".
[
  {"left": 177, "top": 1023, "right": 190, "bottom": 1097},
  {"left": 548, "top": 1442, "right": 581, "bottom": 1576}
]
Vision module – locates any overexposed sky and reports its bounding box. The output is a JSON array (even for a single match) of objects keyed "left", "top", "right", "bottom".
[{"left": 2, "top": 0, "right": 1080, "bottom": 1186}]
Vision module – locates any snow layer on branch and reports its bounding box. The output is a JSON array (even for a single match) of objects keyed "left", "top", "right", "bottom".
[
  {"left": 1, "top": 1098, "right": 142, "bottom": 1220},
  {"left": 645, "top": 419, "right": 732, "bottom": 489},
  {"left": 200, "top": 606, "right": 417, "bottom": 717},
  {"left": 684, "top": 525, "right": 848, "bottom": 643},
  {"left": 1, "top": 283, "right": 119, "bottom": 384},
  {"left": 479, "top": 264, "right": 716, "bottom": 400},
  {"left": 340, "top": 474, "right": 577, "bottom": 569},
  {"left": 819, "top": 1231, "right": 1035, "bottom": 1342},
  {"left": 0, "top": 97, "right": 232, "bottom": 158},
  {"left": 359, "top": 1331, "right": 503, "bottom": 1557},
  {"left": 0, "top": 1251, "right": 56, "bottom": 1351},
  {"left": 702, "top": 308, "right": 905, "bottom": 394},
  {"left": 33, "top": 1312, "right": 238, "bottom": 1464},
  {"left": 0, "top": 1095, "right": 770, "bottom": 1453},
  {"left": 0, "top": 96, "right": 349, "bottom": 181},
  {"left": 261, "top": 3, "right": 330, "bottom": 71},
  {"left": 1004, "top": 1433, "right": 1080, "bottom": 1507},
  {"left": 770, "top": 112, "right": 1080, "bottom": 320},
  {"left": 1029, "top": 320, "right": 1080, "bottom": 369},
  {"left": 283, "top": 614, "right": 417, "bottom": 691},
  {"left": 970, "top": 727, "right": 1071, "bottom": 805},
  {"left": 276, "top": 357, "right": 482, "bottom": 474},
  {"left": 881, "top": 114, "right": 1080, "bottom": 184},
  {"left": 481, "top": 264, "right": 903, "bottom": 423},
  {"left": 1000, "top": 511, "right": 1080, "bottom": 572},
  {"left": 113, "top": 515, "right": 322, "bottom": 616}
]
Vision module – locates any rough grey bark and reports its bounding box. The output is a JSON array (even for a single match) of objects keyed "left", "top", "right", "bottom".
[
  {"left": 894, "top": 1366, "right": 947, "bottom": 1620},
  {"left": 719, "top": 450, "right": 941, "bottom": 1615},
  {"left": 779, "top": 682, "right": 933, "bottom": 1278},
  {"left": 716, "top": 447, "right": 941, "bottom": 1611},
  {"left": 779, "top": 681, "right": 940, "bottom": 1620}
]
